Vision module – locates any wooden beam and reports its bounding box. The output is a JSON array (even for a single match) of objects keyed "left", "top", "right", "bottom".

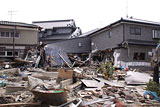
[{"left": 0, "top": 102, "right": 41, "bottom": 107}]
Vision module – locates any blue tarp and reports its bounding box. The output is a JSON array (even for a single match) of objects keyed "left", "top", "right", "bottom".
[
  {"left": 45, "top": 45, "right": 72, "bottom": 67},
  {"left": 144, "top": 91, "right": 160, "bottom": 101},
  {"left": 45, "top": 47, "right": 64, "bottom": 66}
]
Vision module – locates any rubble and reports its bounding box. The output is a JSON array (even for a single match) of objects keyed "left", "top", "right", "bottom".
[{"left": 0, "top": 46, "right": 159, "bottom": 107}]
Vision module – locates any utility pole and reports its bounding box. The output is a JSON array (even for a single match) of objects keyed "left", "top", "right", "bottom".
[
  {"left": 8, "top": 11, "right": 17, "bottom": 59},
  {"left": 153, "top": 44, "right": 160, "bottom": 84},
  {"left": 8, "top": 11, "right": 17, "bottom": 21},
  {"left": 13, "top": 26, "right": 16, "bottom": 59},
  {"left": 126, "top": 0, "right": 128, "bottom": 18}
]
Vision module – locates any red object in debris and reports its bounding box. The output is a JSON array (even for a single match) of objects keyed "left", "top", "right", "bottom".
[
  {"left": 126, "top": 68, "right": 128, "bottom": 71},
  {"left": 115, "top": 99, "right": 125, "bottom": 107}
]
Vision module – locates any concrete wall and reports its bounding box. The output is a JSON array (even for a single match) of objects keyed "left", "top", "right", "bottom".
[
  {"left": 91, "top": 24, "right": 124, "bottom": 51},
  {"left": 47, "top": 37, "right": 91, "bottom": 54}
]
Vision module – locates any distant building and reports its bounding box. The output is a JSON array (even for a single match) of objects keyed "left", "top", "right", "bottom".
[
  {"left": 33, "top": 19, "right": 82, "bottom": 44},
  {"left": 0, "top": 21, "right": 39, "bottom": 58}
]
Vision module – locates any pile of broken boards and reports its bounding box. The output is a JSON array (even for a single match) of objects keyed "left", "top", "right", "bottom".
[{"left": 0, "top": 67, "right": 160, "bottom": 107}]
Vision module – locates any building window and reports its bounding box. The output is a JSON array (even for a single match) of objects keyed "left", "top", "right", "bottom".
[
  {"left": 14, "top": 52, "right": 19, "bottom": 56},
  {"left": 11, "top": 32, "right": 14, "bottom": 37},
  {"left": 7, "top": 52, "right": 13, "bottom": 56},
  {"left": 133, "top": 53, "right": 145, "bottom": 60},
  {"left": 1, "top": 32, "right": 5, "bottom": 37},
  {"left": 0, "top": 51, "right": 19, "bottom": 57},
  {"left": 6, "top": 32, "right": 10, "bottom": 37},
  {"left": 0, "top": 52, "right": 5, "bottom": 56},
  {"left": 15, "top": 32, "right": 19, "bottom": 37},
  {"left": 130, "top": 27, "right": 141, "bottom": 35},
  {"left": 152, "top": 30, "right": 160, "bottom": 39},
  {"left": 0, "top": 32, "right": 20, "bottom": 38}
]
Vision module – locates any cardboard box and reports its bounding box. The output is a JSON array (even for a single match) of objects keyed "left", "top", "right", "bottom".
[{"left": 58, "top": 68, "right": 73, "bottom": 79}]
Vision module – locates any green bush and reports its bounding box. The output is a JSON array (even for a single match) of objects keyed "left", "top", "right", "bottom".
[
  {"left": 146, "top": 79, "right": 160, "bottom": 96},
  {"left": 97, "top": 62, "right": 114, "bottom": 80}
]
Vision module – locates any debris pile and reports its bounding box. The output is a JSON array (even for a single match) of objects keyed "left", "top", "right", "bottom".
[{"left": 0, "top": 46, "right": 159, "bottom": 107}]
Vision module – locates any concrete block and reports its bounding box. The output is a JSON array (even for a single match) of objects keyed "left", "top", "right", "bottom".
[
  {"left": 114, "top": 94, "right": 120, "bottom": 98},
  {"left": 60, "top": 79, "right": 73, "bottom": 88}
]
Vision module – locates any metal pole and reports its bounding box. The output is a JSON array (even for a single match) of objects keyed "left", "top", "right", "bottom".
[{"left": 153, "top": 63, "right": 159, "bottom": 84}]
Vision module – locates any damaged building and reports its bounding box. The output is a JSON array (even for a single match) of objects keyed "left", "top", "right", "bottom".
[
  {"left": 88, "top": 18, "right": 160, "bottom": 70},
  {"left": 0, "top": 21, "right": 39, "bottom": 59},
  {"left": 0, "top": 18, "right": 160, "bottom": 107},
  {"left": 32, "top": 18, "right": 160, "bottom": 70},
  {"left": 33, "top": 19, "right": 82, "bottom": 44}
]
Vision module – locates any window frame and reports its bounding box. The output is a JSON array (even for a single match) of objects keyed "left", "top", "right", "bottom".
[
  {"left": 152, "top": 29, "right": 160, "bottom": 39},
  {"left": 5, "top": 32, "right": 10, "bottom": 37},
  {"left": 0, "top": 32, "right": 5, "bottom": 37},
  {"left": 133, "top": 52, "right": 145, "bottom": 61},
  {"left": 0, "top": 51, "right": 19, "bottom": 57},
  {"left": 130, "top": 27, "right": 141, "bottom": 35},
  {"left": 0, "top": 51, "right": 5, "bottom": 56},
  {"left": 0, "top": 31, "right": 20, "bottom": 38}
]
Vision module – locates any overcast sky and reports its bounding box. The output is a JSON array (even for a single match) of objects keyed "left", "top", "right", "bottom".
[{"left": 0, "top": 0, "right": 160, "bottom": 32}]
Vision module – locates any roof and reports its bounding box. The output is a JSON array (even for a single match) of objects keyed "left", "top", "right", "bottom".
[
  {"left": 88, "top": 17, "right": 160, "bottom": 37},
  {"left": 0, "top": 21, "right": 38, "bottom": 28},
  {"left": 120, "top": 17, "right": 160, "bottom": 26},
  {"left": 33, "top": 19, "right": 74, "bottom": 23},
  {"left": 33, "top": 19, "right": 76, "bottom": 29},
  {"left": 79, "top": 28, "right": 100, "bottom": 37},
  {"left": 121, "top": 39, "right": 157, "bottom": 46}
]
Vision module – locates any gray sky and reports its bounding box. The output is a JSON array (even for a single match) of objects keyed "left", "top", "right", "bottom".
[{"left": 0, "top": 0, "right": 160, "bottom": 32}]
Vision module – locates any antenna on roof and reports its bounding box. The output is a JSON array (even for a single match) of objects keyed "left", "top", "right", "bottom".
[
  {"left": 8, "top": 11, "right": 17, "bottom": 21},
  {"left": 126, "top": 0, "right": 128, "bottom": 18}
]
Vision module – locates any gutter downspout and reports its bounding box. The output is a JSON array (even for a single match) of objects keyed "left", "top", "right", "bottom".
[
  {"left": 123, "top": 23, "right": 125, "bottom": 42},
  {"left": 123, "top": 24, "right": 130, "bottom": 57}
]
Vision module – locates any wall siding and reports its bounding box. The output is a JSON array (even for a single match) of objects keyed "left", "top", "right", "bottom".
[
  {"left": 0, "top": 29, "right": 38, "bottom": 45},
  {"left": 124, "top": 23, "right": 160, "bottom": 42},
  {"left": 91, "top": 24, "right": 124, "bottom": 51},
  {"left": 47, "top": 37, "right": 91, "bottom": 54},
  {"left": 119, "top": 45, "right": 153, "bottom": 62}
]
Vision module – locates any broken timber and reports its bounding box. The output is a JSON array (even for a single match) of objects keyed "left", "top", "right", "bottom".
[{"left": 0, "top": 102, "right": 41, "bottom": 107}]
